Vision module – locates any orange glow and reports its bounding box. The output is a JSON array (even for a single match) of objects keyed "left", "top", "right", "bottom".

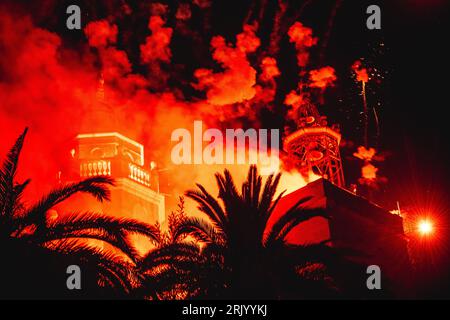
[
  {"left": 418, "top": 219, "right": 433, "bottom": 236},
  {"left": 353, "top": 146, "right": 376, "bottom": 161},
  {"left": 194, "top": 24, "right": 260, "bottom": 106},
  {"left": 352, "top": 60, "right": 369, "bottom": 83},
  {"left": 260, "top": 57, "right": 280, "bottom": 81},
  {"left": 0, "top": 10, "right": 336, "bottom": 223},
  {"left": 276, "top": 169, "right": 321, "bottom": 197},
  {"left": 287, "top": 22, "right": 317, "bottom": 67},
  {"left": 84, "top": 20, "right": 118, "bottom": 48},
  {"left": 140, "top": 16, "right": 173, "bottom": 64},
  {"left": 309, "top": 67, "right": 337, "bottom": 89},
  {"left": 284, "top": 90, "right": 305, "bottom": 108},
  {"left": 46, "top": 209, "right": 59, "bottom": 220},
  {"left": 361, "top": 163, "right": 378, "bottom": 180}
]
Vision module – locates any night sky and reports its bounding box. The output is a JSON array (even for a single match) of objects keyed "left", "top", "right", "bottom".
[{"left": 383, "top": 1, "right": 450, "bottom": 297}]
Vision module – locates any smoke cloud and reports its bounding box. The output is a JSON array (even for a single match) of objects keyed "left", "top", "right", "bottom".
[
  {"left": 287, "top": 21, "right": 317, "bottom": 68},
  {"left": 0, "top": 2, "right": 345, "bottom": 215},
  {"left": 193, "top": 24, "right": 260, "bottom": 106}
]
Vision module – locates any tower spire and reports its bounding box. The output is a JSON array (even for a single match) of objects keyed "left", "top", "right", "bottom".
[
  {"left": 96, "top": 73, "right": 106, "bottom": 104},
  {"left": 81, "top": 72, "right": 117, "bottom": 132}
]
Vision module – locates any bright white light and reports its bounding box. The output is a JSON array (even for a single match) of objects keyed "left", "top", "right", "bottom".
[{"left": 418, "top": 219, "right": 433, "bottom": 235}]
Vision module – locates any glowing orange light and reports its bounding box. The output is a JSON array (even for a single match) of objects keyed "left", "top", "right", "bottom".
[{"left": 418, "top": 219, "right": 433, "bottom": 235}]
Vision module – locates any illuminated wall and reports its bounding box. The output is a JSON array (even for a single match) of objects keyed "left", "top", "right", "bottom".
[{"left": 58, "top": 132, "right": 165, "bottom": 254}]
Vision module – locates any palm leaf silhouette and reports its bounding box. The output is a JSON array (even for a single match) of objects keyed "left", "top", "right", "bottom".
[{"left": 0, "top": 128, "right": 161, "bottom": 295}]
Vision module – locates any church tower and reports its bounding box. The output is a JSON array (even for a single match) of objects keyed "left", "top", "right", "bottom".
[{"left": 59, "top": 76, "right": 165, "bottom": 253}]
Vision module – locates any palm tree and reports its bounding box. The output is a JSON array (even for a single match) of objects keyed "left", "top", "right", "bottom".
[
  {"left": 0, "top": 128, "right": 160, "bottom": 296},
  {"left": 135, "top": 197, "right": 214, "bottom": 299},
  {"left": 147, "top": 165, "right": 356, "bottom": 299}
]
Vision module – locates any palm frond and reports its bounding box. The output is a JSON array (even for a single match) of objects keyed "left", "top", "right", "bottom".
[
  {"left": 260, "top": 172, "right": 282, "bottom": 217},
  {"left": 18, "top": 176, "right": 115, "bottom": 230},
  {"left": 214, "top": 169, "right": 241, "bottom": 222},
  {"left": 138, "top": 241, "right": 226, "bottom": 300},
  {"left": 0, "top": 128, "right": 28, "bottom": 219},
  {"left": 137, "top": 242, "right": 207, "bottom": 299},
  {"left": 172, "top": 216, "right": 223, "bottom": 244},
  {"left": 0, "top": 179, "right": 31, "bottom": 237},
  {"left": 139, "top": 242, "right": 201, "bottom": 271},
  {"left": 43, "top": 229, "right": 140, "bottom": 263},
  {"left": 185, "top": 185, "right": 227, "bottom": 233},
  {"left": 256, "top": 172, "right": 283, "bottom": 237},
  {"left": 241, "top": 165, "right": 262, "bottom": 209},
  {"left": 23, "top": 212, "right": 160, "bottom": 262},
  {"left": 50, "top": 240, "right": 137, "bottom": 294}
]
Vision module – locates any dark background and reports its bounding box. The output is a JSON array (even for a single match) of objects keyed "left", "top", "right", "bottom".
[{"left": 384, "top": 0, "right": 450, "bottom": 298}]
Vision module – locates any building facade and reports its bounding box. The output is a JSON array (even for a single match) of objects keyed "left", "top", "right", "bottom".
[{"left": 57, "top": 132, "right": 165, "bottom": 254}]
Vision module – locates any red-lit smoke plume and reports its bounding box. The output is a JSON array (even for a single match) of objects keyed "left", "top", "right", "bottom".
[
  {"left": 352, "top": 59, "right": 370, "bottom": 147},
  {"left": 284, "top": 91, "right": 306, "bottom": 109},
  {"left": 309, "top": 66, "right": 337, "bottom": 89},
  {"left": 0, "top": 9, "right": 200, "bottom": 206},
  {"left": 141, "top": 16, "right": 172, "bottom": 64},
  {"left": 361, "top": 163, "right": 378, "bottom": 181},
  {"left": 287, "top": 21, "right": 318, "bottom": 68},
  {"left": 352, "top": 60, "right": 369, "bottom": 83},
  {"left": 194, "top": 24, "right": 260, "bottom": 106},
  {"left": 283, "top": 23, "right": 337, "bottom": 125},
  {"left": 354, "top": 146, "right": 387, "bottom": 187},
  {"left": 353, "top": 146, "right": 376, "bottom": 161},
  {"left": 253, "top": 57, "right": 280, "bottom": 104},
  {"left": 84, "top": 20, "right": 118, "bottom": 48},
  {"left": 260, "top": 57, "right": 280, "bottom": 82},
  {"left": 0, "top": 1, "right": 343, "bottom": 215}
]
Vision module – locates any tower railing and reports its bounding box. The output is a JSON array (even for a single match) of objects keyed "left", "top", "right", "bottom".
[
  {"left": 79, "top": 158, "right": 151, "bottom": 188},
  {"left": 284, "top": 115, "right": 345, "bottom": 188}
]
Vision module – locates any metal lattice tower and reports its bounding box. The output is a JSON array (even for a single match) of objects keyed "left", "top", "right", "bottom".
[{"left": 284, "top": 103, "right": 345, "bottom": 188}]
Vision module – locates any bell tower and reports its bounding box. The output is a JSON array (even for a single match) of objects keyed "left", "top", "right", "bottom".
[
  {"left": 59, "top": 76, "right": 165, "bottom": 254},
  {"left": 75, "top": 132, "right": 164, "bottom": 223}
]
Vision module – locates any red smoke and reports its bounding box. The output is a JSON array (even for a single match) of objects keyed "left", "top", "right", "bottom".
[
  {"left": 0, "top": 11, "right": 96, "bottom": 200},
  {"left": 287, "top": 22, "right": 318, "bottom": 67},
  {"left": 194, "top": 24, "right": 260, "bottom": 106},
  {"left": 140, "top": 16, "right": 173, "bottom": 64},
  {"left": 0, "top": 3, "right": 342, "bottom": 214},
  {"left": 260, "top": 57, "right": 280, "bottom": 82},
  {"left": 0, "top": 6, "right": 274, "bottom": 214},
  {"left": 84, "top": 19, "right": 147, "bottom": 93},
  {"left": 354, "top": 146, "right": 387, "bottom": 187},
  {"left": 0, "top": 9, "right": 198, "bottom": 204},
  {"left": 352, "top": 60, "right": 369, "bottom": 83},
  {"left": 253, "top": 57, "right": 280, "bottom": 104},
  {"left": 84, "top": 20, "right": 118, "bottom": 48},
  {"left": 353, "top": 146, "right": 376, "bottom": 161},
  {"left": 175, "top": 4, "right": 192, "bottom": 21},
  {"left": 309, "top": 66, "right": 337, "bottom": 89},
  {"left": 284, "top": 91, "right": 306, "bottom": 109},
  {"left": 361, "top": 163, "right": 378, "bottom": 181},
  {"left": 140, "top": 14, "right": 173, "bottom": 88},
  {"left": 284, "top": 22, "right": 337, "bottom": 123}
]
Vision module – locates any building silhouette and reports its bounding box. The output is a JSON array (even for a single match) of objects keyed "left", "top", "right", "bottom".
[
  {"left": 269, "top": 178, "right": 412, "bottom": 297},
  {"left": 274, "top": 102, "right": 412, "bottom": 297}
]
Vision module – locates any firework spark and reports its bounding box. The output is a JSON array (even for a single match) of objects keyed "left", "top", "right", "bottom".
[{"left": 352, "top": 60, "right": 370, "bottom": 147}]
